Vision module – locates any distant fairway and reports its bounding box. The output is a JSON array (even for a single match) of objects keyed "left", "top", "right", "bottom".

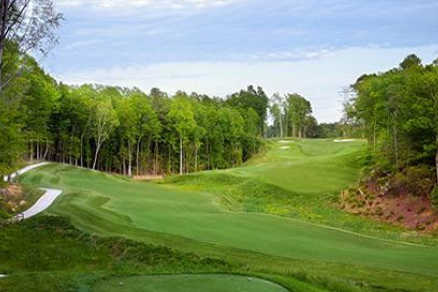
[
  {"left": 93, "top": 274, "right": 289, "bottom": 292},
  {"left": 235, "top": 139, "right": 364, "bottom": 194},
  {"left": 19, "top": 139, "right": 438, "bottom": 291}
]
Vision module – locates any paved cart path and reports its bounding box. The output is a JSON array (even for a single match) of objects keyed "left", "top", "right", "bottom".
[{"left": 3, "top": 162, "right": 63, "bottom": 221}]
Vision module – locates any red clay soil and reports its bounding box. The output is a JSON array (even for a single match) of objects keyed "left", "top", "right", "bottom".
[{"left": 341, "top": 180, "right": 438, "bottom": 232}]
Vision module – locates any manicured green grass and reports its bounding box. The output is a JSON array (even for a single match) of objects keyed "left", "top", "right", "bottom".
[
  {"left": 16, "top": 139, "right": 438, "bottom": 291},
  {"left": 93, "top": 274, "right": 289, "bottom": 292},
  {"left": 238, "top": 139, "right": 363, "bottom": 194}
]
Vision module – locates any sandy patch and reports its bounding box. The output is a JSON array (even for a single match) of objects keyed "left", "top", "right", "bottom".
[{"left": 133, "top": 175, "right": 164, "bottom": 181}]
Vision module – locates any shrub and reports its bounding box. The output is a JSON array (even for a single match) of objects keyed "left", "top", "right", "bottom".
[
  {"left": 0, "top": 196, "right": 11, "bottom": 219},
  {"left": 390, "top": 166, "right": 435, "bottom": 197},
  {"left": 431, "top": 186, "right": 438, "bottom": 209},
  {"left": 404, "top": 166, "right": 435, "bottom": 196}
]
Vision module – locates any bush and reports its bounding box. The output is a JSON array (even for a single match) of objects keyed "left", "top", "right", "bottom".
[
  {"left": 0, "top": 196, "right": 11, "bottom": 219},
  {"left": 390, "top": 166, "right": 435, "bottom": 197},
  {"left": 431, "top": 186, "right": 438, "bottom": 209}
]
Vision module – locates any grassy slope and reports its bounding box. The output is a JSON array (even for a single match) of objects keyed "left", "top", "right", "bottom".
[{"left": 16, "top": 139, "right": 438, "bottom": 291}]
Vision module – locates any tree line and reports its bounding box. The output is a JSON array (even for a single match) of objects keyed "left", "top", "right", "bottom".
[
  {"left": 0, "top": 50, "right": 272, "bottom": 176},
  {"left": 268, "top": 93, "right": 317, "bottom": 138},
  {"left": 344, "top": 55, "right": 438, "bottom": 197}
]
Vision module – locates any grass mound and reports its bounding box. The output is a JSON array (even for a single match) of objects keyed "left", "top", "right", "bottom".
[{"left": 166, "top": 173, "right": 300, "bottom": 214}]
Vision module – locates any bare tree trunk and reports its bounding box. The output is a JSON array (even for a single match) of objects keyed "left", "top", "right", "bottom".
[
  {"left": 122, "top": 156, "right": 125, "bottom": 175},
  {"left": 284, "top": 115, "right": 288, "bottom": 137},
  {"left": 136, "top": 138, "right": 141, "bottom": 176},
  {"left": 279, "top": 117, "right": 283, "bottom": 138},
  {"left": 127, "top": 141, "right": 132, "bottom": 177},
  {"left": 92, "top": 141, "right": 101, "bottom": 170},
  {"left": 30, "top": 140, "right": 33, "bottom": 161},
  {"left": 179, "top": 136, "right": 183, "bottom": 175},
  {"left": 36, "top": 138, "right": 40, "bottom": 160},
  {"left": 80, "top": 135, "right": 84, "bottom": 167},
  {"left": 43, "top": 138, "right": 49, "bottom": 160}
]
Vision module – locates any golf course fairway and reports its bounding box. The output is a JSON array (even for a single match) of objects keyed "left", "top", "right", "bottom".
[{"left": 19, "top": 139, "right": 438, "bottom": 291}]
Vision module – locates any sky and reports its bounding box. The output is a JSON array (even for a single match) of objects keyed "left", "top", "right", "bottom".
[{"left": 43, "top": 0, "right": 438, "bottom": 122}]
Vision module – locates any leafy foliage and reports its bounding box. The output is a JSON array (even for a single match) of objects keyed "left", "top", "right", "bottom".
[
  {"left": 345, "top": 55, "right": 438, "bottom": 195},
  {"left": 432, "top": 187, "right": 438, "bottom": 209}
]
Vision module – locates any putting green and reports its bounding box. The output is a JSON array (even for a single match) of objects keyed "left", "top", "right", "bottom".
[
  {"left": 92, "top": 274, "right": 289, "bottom": 292},
  {"left": 19, "top": 139, "right": 438, "bottom": 282}
]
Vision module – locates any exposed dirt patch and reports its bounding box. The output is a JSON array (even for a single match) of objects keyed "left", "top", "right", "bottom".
[
  {"left": 0, "top": 184, "right": 24, "bottom": 214},
  {"left": 1, "top": 184, "right": 42, "bottom": 218},
  {"left": 341, "top": 172, "right": 438, "bottom": 232}
]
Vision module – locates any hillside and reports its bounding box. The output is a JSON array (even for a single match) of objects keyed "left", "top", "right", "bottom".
[{"left": 3, "top": 139, "right": 436, "bottom": 291}]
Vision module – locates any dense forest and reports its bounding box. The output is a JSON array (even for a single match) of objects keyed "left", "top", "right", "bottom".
[
  {"left": 0, "top": 51, "right": 265, "bottom": 176},
  {"left": 344, "top": 55, "right": 438, "bottom": 206}
]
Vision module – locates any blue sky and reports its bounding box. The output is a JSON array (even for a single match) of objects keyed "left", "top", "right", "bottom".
[{"left": 44, "top": 0, "right": 438, "bottom": 122}]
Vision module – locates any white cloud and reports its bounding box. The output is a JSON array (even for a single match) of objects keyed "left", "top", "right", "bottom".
[
  {"left": 249, "top": 48, "right": 334, "bottom": 61},
  {"left": 57, "top": 0, "right": 239, "bottom": 10},
  {"left": 53, "top": 45, "right": 438, "bottom": 123},
  {"left": 62, "top": 40, "right": 103, "bottom": 50}
]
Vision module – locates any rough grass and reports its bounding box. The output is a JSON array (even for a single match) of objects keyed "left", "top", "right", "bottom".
[{"left": 11, "top": 139, "right": 438, "bottom": 291}]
